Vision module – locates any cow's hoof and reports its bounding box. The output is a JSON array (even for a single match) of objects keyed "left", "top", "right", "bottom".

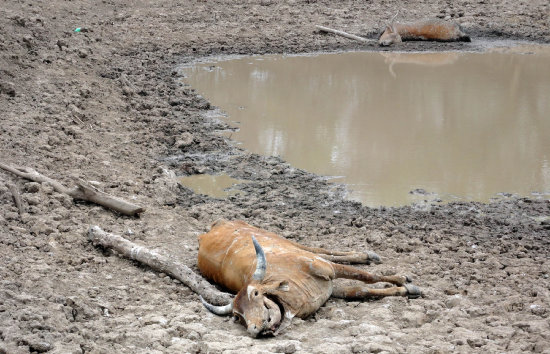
[
  {"left": 404, "top": 283, "right": 422, "bottom": 299},
  {"left": 405, "top": 275, "right": 413, "bottom": 283},
  {"left": 367, "top": 251, "right": 381, "bottom": 264}
]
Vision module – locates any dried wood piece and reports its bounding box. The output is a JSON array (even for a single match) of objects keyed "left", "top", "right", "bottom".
[
  {"left": 315, "top": 25, "right": 371, "bottom": 43},
  {"left": 0, "top": 162, "right": 144, "bottom": 216},
  {"left": 74, "top": 179, "right": 144, "bottom": 216},
  {"left": 87, "top": 226, "right": 232, "bottom": 305},
  {"left": 7, "top": 183, "right": 24, "bottom": 216}
]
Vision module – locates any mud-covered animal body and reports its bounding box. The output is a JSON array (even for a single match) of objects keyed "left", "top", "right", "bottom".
[
  {"left": 379, "top": 19, "right": 471, "bottom": 46},
  {"left": 198, "top": 220, "right": 421, "bottom": 337}
]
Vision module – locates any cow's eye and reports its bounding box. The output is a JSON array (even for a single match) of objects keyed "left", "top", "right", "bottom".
[{"left": 253, "top": 290, "right": 259, "bottom": 297}]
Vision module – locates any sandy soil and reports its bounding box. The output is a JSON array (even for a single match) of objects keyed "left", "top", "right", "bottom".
[{"left": 1, "top": 1, "right": 550, "bottom": 353}]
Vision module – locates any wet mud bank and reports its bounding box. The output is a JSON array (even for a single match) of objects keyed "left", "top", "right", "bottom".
[{"left": 1, "top": 1, "right": 550, "bottom": 353}]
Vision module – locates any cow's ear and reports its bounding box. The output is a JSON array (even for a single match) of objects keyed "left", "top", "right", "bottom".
[
  {"left": 264, "top": 280, "right": 290, "bottom": 293},
  {"left": 276, "top": 280, "right": 290, "bottom": 292}
]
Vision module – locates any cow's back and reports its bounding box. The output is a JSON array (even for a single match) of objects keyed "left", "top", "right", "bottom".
[
  {"left": 198, "top": 220, "right": 255, "bottom": 291},
  {"left": 398, "top": 20, "right": 469, "bottom": 41}
]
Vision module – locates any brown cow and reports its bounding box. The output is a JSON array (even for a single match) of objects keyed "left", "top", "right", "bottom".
[
  {"left": 198, "top": 220, "right": 421, "bottom": 337},
  {"left": 379, "top": 18, "right": 471, "bottom": 46}
]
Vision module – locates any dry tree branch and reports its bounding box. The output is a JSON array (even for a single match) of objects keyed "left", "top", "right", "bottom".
[
  {"left": 0, "top": 162, "right": 145, "bottom": 216},
  {"left": 315, "top": 25, "right": 371, "bottom": 43},
  {"left": 87, "top": 226, "right": 232, "bottom": 305},
  {"left": 7, "top": 183, "right": 24, "bottom": 216}
]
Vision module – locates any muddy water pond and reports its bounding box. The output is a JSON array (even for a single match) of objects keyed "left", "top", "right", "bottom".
[{"left": 182, "top": 47, "right": 550, "bottom": 207}]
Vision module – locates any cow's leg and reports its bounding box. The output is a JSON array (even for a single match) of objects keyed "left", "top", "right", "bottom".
[
  {"left": 318, "top": 253, "right": 381, "bottom": 264},
  {"left": 332, "top": 283, "right": 421, "bottom": 299},
  {"left": 331, "top": 263, "right": 410, "bottom": 286},
  {"left": 287, "top": 240, "right": 381, "bottom": 264}
]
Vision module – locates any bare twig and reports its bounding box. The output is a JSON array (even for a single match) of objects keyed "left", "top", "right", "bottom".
[
  {"left": 87, "top": 226, "right": 232, "bottom": 305},
  {"left": 7, "top": 183, "right": 24, "bottom": 216},
  {"left": 71, "top": 115, "right": 84, "bottom": 125},
  {"left": 0, "top": 162, "right": 145, "bottom": 216},
  {"left": 315, "top": 25, "right": 371, "bottom": 43}
]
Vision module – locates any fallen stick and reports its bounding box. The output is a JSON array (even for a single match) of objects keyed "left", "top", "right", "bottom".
[
  {"left": 7, "top": 183, "right": 24, "bottom": 216},
  {"left": 0, "top": 162, "right": 144, "bottom": 216},
  {"left": 315, "top": 25, "right": 371, "bottom": 43},
  {"left": 87, "top": 226, "right": 232, "bottom": 305}
]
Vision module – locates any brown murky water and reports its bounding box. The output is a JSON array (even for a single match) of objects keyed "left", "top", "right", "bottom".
[
  {"left": 182, "top": 48, "right": 550, "bottom": 206},
  {"left": 179, "top": 174, "right": 245, "bottom": 198}
]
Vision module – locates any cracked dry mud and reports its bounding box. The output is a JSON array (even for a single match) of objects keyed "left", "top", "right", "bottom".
[{"left": 1, "top": 1, "right": 549, "bottom": 353}]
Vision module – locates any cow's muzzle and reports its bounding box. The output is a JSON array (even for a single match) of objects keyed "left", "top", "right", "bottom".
[
  {"left": 251, "top": 295, "right": 283, "bottom": 337},
  {"left": 264, "top": 296, "right": 282, "bottom": 333}
]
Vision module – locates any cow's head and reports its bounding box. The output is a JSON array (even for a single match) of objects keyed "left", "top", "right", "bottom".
[
  {"left": 200, "top": 236, "right": 290, "bottom": 337},
  {"left": 379, "top": 10, "right": 402, "bottom": 46},
  {"left": 379, "top": 24, "right": 402, "bottom": 46}
]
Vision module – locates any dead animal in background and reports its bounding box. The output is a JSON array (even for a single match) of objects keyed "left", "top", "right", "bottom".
[
  {"left": 198, "top": 220, "right": 421, "bottom": 337},
  {"left": 379, "top": 17, "right": 471, "bottom": 46},
  {"left": 315, "top": 14, "right": 470, "bottom": 47}
]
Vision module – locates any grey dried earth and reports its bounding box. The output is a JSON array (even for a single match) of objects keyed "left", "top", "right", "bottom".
[{"left": 1, "top": 1, "right": 549, "bottom": 353}]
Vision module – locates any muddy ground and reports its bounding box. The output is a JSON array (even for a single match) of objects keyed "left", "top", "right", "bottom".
[{"left": 1, "top": 0, "right": 550, "bottom": 353}]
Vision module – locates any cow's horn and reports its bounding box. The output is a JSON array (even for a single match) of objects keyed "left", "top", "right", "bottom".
[
  {"left": 251, "top": 235, "right": 266, "bottom": 281},
  {"left": 200, "top": 295, "right": 233, "bottom": 315}
]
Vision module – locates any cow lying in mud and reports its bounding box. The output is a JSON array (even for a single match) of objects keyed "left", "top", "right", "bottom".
[
  {"left": 379, "top": 18, "right": 471, "bottom": 46},
  {"left": 198, "top": 220, "right": 421, "bottom": 337}
]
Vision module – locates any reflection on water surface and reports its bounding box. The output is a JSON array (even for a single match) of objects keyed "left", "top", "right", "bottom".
[{"left": 182, "top": 47, "right": 550, "bottom": 207}]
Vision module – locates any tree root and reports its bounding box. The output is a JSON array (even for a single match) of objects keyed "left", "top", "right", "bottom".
[{"left": 7, "top": 183, "right": 24, "bottom": 216}]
